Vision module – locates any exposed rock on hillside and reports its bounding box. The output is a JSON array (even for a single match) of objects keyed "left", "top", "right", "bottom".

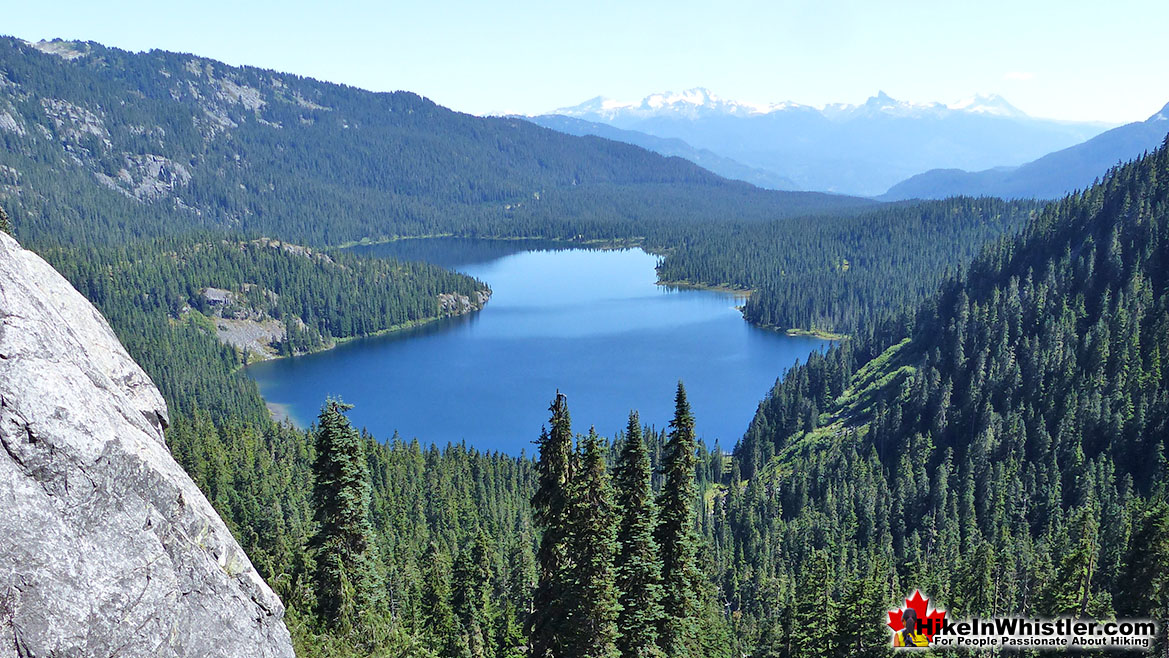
[
  {"left": 439, "top": 289, "right": 492, "bottom": 314},
  {"left": 0, "top": 231, "right": 293, "bottom": 657}
]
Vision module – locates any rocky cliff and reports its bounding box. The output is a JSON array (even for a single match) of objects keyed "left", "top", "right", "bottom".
[{"left": 0, "top": 231, "right": 293, "bottom": 657}]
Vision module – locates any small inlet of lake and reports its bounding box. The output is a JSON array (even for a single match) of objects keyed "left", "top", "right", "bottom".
[{"left": 246, "top": 238, "right": 829, "bottom": 454}]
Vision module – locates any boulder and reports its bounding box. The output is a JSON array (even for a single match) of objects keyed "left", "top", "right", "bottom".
[{"left": 0, "top": 231, "right": 293, "bottom": 657}]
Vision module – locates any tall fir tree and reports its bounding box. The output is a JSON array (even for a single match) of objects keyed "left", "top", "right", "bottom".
[
  {"left": 530, "top": 392, "right": 577, "bottom": 658},
  {"left": 1116, "top": 499, "right": 1169, "bottom": 622},
  {"left": 0, "top": 205, "right": 10, "bottom": 235},
  {"left": 1040, "top": 506, "right": 1109, "bottom": 617},
  {"left": 420, "top": 542, "right": 458, "bottom": 657},
  {"left": 494, "top": 600, "right": 528, "bottom": 658},
  {"left": 789, "top": 550, "right": 835, "bottom": 658},
  {"left": 567, "top": 428, "right": 622, "bottom": 658},
  {"left": 309, "top": 399, "right": 383, "bottom": 630},
  {"left": 655, "top": 382, "right": 701, "bottom": 658},
  {"left": 832, "top": 561, "right": 892, "bottom": 658},
  {"left": 613, "top": 412, "right": 665, "bottom": 658},
  {"left": 453, "top": 532, "right": 493, "bottom": 658}
]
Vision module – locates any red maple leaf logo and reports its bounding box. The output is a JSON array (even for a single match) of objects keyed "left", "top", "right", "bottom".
[{"left": 887, "top": 590, "right": 947, "bottom": 641}]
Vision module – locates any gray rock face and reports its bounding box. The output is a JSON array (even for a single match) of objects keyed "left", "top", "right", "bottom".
[{"left": 0, "top": 232, "right": 294, "bottom": 657}]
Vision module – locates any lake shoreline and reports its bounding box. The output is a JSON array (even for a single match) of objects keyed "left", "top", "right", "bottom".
[
  {"left": 656, "top": 278, "right": 753, "bottom": 297},
  {"left": 332, "top": 233, "right": 644, "bottom": 252},
  {"left": 246, "top": 239, "right": 832, "bottom": 452},
  {"left": 337, "top": 235, "right": 845, "bottom": 342},
  {"left": 656, "top": 279, "right": 846, "bottom": 340},
  {"left": 240, "top": 288, "right": 491, "bottom": 369},
  {"left": 779, "top": 327, "right": 848, "bottom": 341}
]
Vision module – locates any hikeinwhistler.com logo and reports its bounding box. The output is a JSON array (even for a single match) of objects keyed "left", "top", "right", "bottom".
[{"left": 887, "top": 590, "right": 1160, "bottom": 651}]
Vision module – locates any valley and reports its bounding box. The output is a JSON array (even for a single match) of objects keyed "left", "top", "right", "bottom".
[
  {"left": 247, "top": 238, "right": 828, "bottom": 451},
  {"left": 1, "top": 14, "right": 1167, "bottom": 658}
]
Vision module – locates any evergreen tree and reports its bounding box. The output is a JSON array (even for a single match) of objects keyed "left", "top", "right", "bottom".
[
  {"left": 752, "top": 620, "right": 785, "bottom": 658},
  {"left": 613, "top": 412, "right": 665, "bottom": 658},
  {"left": 453, "top": 532, "right": 492, "bottom": 658},
  {"left": 567, "top": 428, "right": 621, "bottom": 658},
  {"left": 1116, "top": 499, "right": 1169, "bottom": 620},
  {"left": 421, "top": 542, "right": 457, "bottom": 657},
  {"left": 693, "top": 583, "right": 735, "bottom": 658},
  {"left": 789, "top": 551, "right": 835, "bottom": 658},
  {"left": 832, "top": 562, "right": 892, "bottom": 658},
  {"left": 0, "top": 205, "right": 10, "bottom": 235},
  {"left": 1040, "top": 506, "right": 1109, "bottom": 617},
  {"left": 309, "top": 399, "right": 383, "bottom": 630},
  {"left": 655, "top": 382, "right": 701, "bottom": 657},
  {"left": 530, "top": 392, "right": 577, "bottom": 658},
  {"left": 494, "top": 600, "right": 528, "bottom": 658},
  {"left": 953, "top": 541, "right": 995, "bottom": 616}
]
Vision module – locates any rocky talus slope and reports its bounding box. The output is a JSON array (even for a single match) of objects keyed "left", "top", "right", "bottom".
[{"left": 0, "top": 231, "right": 293, "bottom": 657}]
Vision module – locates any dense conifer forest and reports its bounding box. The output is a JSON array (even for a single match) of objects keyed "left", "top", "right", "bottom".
[
  {"left": 727, "top": 139, "right": 1169, "bottom": 654},
  {"left": 37, "top": 237, "right": 489, "bottom": 421},
  {"left": 652, "top": 197, "right": 1040, "bottom": 333},
  {"left": 161, "top": 140, "right": 1169, "bottom": 658}
]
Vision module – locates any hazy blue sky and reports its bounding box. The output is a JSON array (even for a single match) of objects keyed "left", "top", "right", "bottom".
[{"left": 6, "top": 0, "right": 1166, "bottom": 122}]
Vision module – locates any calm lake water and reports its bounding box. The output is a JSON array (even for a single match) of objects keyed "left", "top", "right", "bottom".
[{"left": 246, "top": 239, "right": 828, "bottom": 454}]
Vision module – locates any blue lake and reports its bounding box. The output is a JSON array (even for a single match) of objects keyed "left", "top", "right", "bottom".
[{"left": 246, "top": 239, "right": 828, "bottom": 454}]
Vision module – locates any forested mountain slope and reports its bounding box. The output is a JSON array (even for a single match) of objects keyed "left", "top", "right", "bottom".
[
  {"left": 41, "top": 237, "right": 489, "bottom": 421},
  {"left": 0, "top": 37, "right": 868, "bottom": 247},
  {"left": 720, "top": 138, "right": 1169, "bottom": 651},
  {"left": 656, "top": 197, "right": 1039, "bottom": 333},
  {"left": 884, "top": 102, "right": 1169, "bottom": 200}
]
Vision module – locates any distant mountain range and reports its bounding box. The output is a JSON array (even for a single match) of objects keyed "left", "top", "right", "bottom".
[
  {"left": 0, "top": 40, "right": 873, "bottom": 248},
  {"left": 523, "top": 114, "right": 800, "bottom": 190},
  {"left": 883, "top": 102, "right": 1169, "bottom": 200},
  {"left": 537, "top": 88, "right": 1113, "bottom": 195},
  {"left": 563, "top": 87, "right": 1029, "bottom": 121}
]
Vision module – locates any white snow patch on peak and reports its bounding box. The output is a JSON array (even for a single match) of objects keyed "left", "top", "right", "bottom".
[
  {"left": 821, "top": 92, "right": 945, "bottom": 119},
  {"left": 822, "top": 92, "right": 1027, "bottom": 120},
  {"left": 549, "top": 89, "right": 1030, "bottom": 121},
  {"left": 642, "top": 88, "right": 725, "bottom": 109},
  {"left": 601, "top": 98, "right": 636, "bottom": 111},
  {"left": 552, "top": 88, "right": 805, "bottom": 118},
  {"left": 948, "top": 94, "right": 1027, "bottom": 118}
]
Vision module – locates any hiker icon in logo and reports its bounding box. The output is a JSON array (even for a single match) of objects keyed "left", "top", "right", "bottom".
[{"left": 888, "top": 591, "right": 946, "bottom": 648}]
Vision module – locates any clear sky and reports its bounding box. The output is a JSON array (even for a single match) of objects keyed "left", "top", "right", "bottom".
[{"left": 5, "top": 0, "right": 1167, "bottom": 123}]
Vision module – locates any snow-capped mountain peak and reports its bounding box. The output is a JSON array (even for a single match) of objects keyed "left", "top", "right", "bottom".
[
  {"left": 553, "top": 88, "right": 796, "bottom": 119},
  {"left": 947, "top": 94, "right": 1027, "bottom": 118},
  {"left": 557, "top": 95, "right": 637, "bottom": 116},
  {"left": 861, "top": 91, "right": 946, "bottom": 116},
  {"left": 821, "top": 92, "right": 943, "bottom": 120},
  {"left": 642, "top": 87, "right": 717, "bottom": 109},
  {"left": 550, "top": 89, "right": 1031, "bottom": 122},
  {"left": 1150, "top": 101, "right": 1169, "bottom": 122}
]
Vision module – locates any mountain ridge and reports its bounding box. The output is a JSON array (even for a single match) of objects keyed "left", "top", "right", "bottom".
[
  {"left": 523, "top": 114, "right": 801, "bottom": 190},
  {"left": 0, "top": 37, "right": 871, "bottom": 248},
  {"left": 552, "top": 87, "right": 1072, "bottom": 123},
  {"left": 883, "top": 101, "right": 1169, "bottom": 200},
  {"left": 542, "top": 88, "right": 1110, "bottom": 194}
]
